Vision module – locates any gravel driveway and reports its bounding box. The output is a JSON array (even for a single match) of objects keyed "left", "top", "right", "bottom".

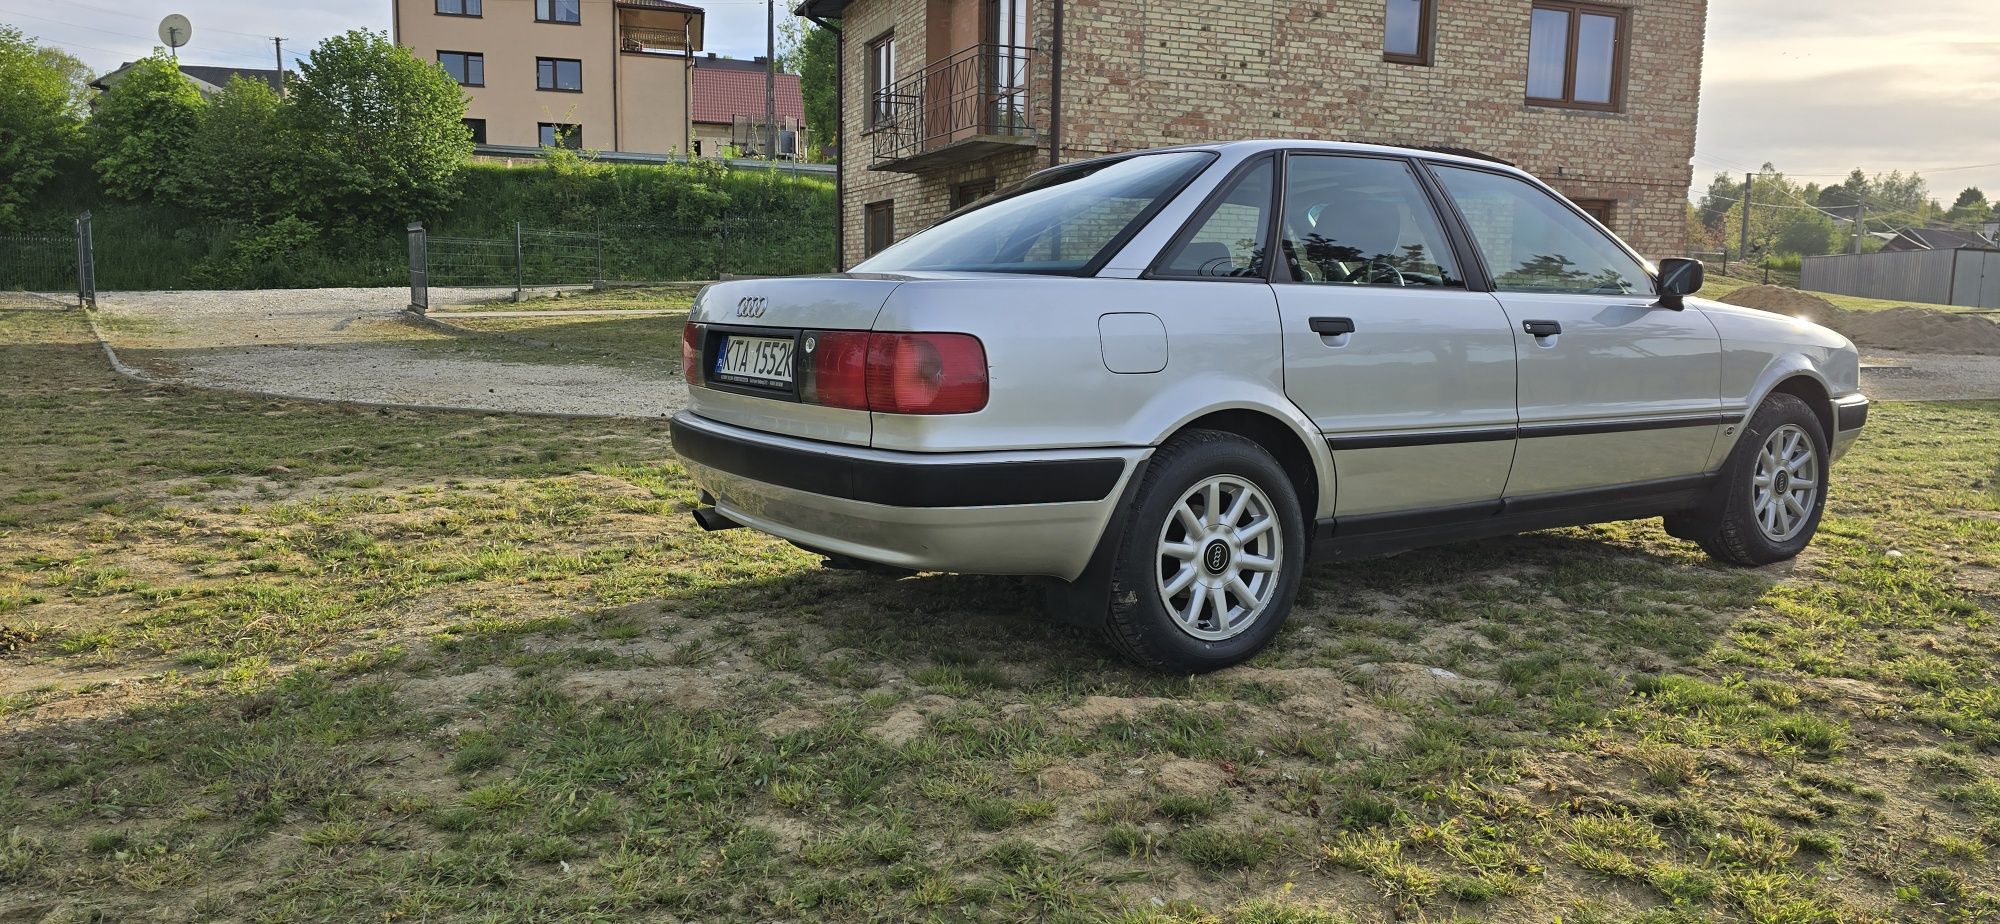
[
  {"left": 80, "top": 288, "right": 1999, "bottom": 417},
  {"left": 92, "top": 288, "right": 688, "bottom": 417}
]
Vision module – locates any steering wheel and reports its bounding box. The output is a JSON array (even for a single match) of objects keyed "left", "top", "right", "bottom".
[{"left": 1357, "top": 259, "right": 1408, "bottom": 287}]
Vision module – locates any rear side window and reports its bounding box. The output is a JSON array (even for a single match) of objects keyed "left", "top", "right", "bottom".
[
  {"left": 1279, "top": 155, "right": 1462, "bottom": 288},
  {"left": 1157, "top": 159, "right": 1274, "bottom": 278},
  {"left": 1432, "top": 165, "right": 1653, "bottom": 296},
  {"left": 855, "top": 152, "right": 1215, "bottom": 275}
]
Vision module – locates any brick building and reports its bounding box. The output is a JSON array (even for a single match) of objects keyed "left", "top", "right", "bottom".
[{"left": 795, "top": 0, "right": 1705, "bottom": 268}]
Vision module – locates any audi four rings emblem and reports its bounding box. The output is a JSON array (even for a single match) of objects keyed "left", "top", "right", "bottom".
[{"left": 736, "top": 296, "right": 768, "bottom": 318}]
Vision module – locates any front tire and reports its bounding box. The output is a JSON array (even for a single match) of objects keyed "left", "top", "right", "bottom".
[
  {"left": 1674, "top": 392, "right": 1829, "bottom": 566},
  {"left": 1103, "top": 431, "right": 1306, "bottom": 672}
]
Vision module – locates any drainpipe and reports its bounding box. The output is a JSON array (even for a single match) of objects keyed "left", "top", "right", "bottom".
[
  {"left": 1047, "top": 0, "right": 1063, "bottom": 168},
  {"left": 612, "top": 15, "right": 623, "bottom": 152}
]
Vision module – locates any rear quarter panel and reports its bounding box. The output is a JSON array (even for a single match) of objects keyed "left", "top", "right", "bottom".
[{"left": 867, "top": 276, "right": 1311, "bottom": 454}]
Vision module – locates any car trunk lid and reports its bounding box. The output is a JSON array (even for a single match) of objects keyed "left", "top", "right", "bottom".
[{"left": 685, "top": 276, "right": 906, "bottom": 447}]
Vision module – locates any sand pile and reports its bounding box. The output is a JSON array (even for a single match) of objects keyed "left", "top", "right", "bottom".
[{"left": 1716, "top": 285, "right": 2000, "bottom": 356}]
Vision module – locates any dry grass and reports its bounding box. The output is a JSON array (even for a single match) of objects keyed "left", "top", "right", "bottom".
[{"left": 3, "top": 306, "right": 1999, "bottom": 922}]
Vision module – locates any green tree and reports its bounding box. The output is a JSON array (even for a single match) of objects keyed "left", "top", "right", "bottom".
[
  {"left": 1946, "top": 187, "right": 1991, "bottom": 226},
  {"left": 282, "top": 29, "right": 471, "bottom": 227},
  {"left": 779, "top": 17, "right": 837, "bottom": 158},
  {"left": 33, "top": 44, "right": 95, "bottom": 120},
  {"left": 90, "top": 53, "right": 205, "bottom": 202},
  {"left": 1696, "top": 172, "right": 1743, "bottom": 234},
  {"left": 0, "top": 26, "right": 85, "bottom": 226},
  {"left": 181, "top": 76, "right": 286, "bottom": 220}
]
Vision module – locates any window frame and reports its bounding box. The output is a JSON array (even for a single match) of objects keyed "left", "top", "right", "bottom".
[
  {"left": 1383, "top": 0, "right": 1434, "bottom": 66},
  {"left": 865, "top": 33, "right": 896, "bottom": 131},
  {"left": 864, "top": 199, "right": 895, "bottom": 257},
  {"left": 1418, "top": 160, "right": 1659, "bottom": 298},
  {"left": 538, "top": 122, "right": 582, "bottom": 150},
  {"left": 1272, "top": 151, "right": 1475, "bottom": 290},
  {"left": 463, "top": 118, "right": 488, "bottom": 145},
  {"left": 1148, "top": 154, "right": 1283, "bottom": 284},
  {"left": 1570, "top": 197, "right": 1616, "bottom": 229},
  {"left": 950, "top": 178, "right": 998, "bottom": 212},
  {"left": 1526, "top": 1, "right": 1630, "bottom": 112},
  {"left": 536, "top": 57, "right": 584, "bottom": 92},
  {"left": 435, "top": 0, "right": 482, "bottom": 17},
  {"left": 535, "top": 0, "right": 581, "bottom": 24},
  {"left": 437, "top": 50, "right": 484, "bottom": 87}
]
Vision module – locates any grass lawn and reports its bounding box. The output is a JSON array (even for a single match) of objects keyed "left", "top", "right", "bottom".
[
  {"left": 434, "top": 285, "right": 701, "bottom": 314},
  {"left": 4, "top": 306, "right": 2000, "bottom": 922}
]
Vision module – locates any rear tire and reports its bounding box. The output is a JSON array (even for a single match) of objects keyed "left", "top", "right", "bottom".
[
  {"left": 1672, "top": 392, "right": 1829, "bottom": 566},
  {"left": 1103, "top": 431, "right": 1306, "bottom": 673}
]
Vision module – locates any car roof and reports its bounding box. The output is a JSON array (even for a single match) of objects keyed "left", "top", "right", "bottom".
[{"left": 1061, "top": 139, "right": 1535, "bottom": 179}]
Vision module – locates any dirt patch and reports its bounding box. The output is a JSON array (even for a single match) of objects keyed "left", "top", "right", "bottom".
[
  {"left": 1718, "top": 285, "right": 2000, "bottom": 355},
  {"left": 1154, "top": 758, "right": 1230, "bottom": 796}
]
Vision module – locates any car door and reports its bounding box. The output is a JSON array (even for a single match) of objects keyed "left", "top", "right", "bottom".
[
  {"left": 1266, "top": 153, "right": 1519, "bottom": 520},
  {"left": 1428, "top": 163, "right": 1722, "bottom": 499}
]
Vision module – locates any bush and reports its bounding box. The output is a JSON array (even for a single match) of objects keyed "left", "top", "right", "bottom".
[
  {"left": 90, "top": 54, "right": 205, "bottom": 203},
  {"left": 283, "top": 30, "right": 472, "bottom": 229},
  {"left": 182, "top": 76, "right": 287, "bottom": 221},
  {"left": 0, "top": 27, "right": 85, "bottom": 227}
]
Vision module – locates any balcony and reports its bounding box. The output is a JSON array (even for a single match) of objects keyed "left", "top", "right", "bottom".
[
  {"left": 870, "top": 44, "right": 1036, "bottom": 173},
  {"left": 621, "top": 27, "right": 689, "bottom": 54}
]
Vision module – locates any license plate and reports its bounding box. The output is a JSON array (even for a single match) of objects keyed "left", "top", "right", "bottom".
[{"left": 715, "top": 335, "right": 795, "bottom": 386}]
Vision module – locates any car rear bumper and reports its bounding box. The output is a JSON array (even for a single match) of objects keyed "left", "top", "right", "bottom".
[
  {"left": 1832, "top": 394, "right": 1868, "bottom": 462},
  {"left": 670, "top": 412, "right": 1149, "bottom": 580}
]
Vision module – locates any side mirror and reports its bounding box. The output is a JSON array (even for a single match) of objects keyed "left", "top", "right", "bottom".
[{"left": 1656, "top": 258, "right": 1705, "bottom": 310}]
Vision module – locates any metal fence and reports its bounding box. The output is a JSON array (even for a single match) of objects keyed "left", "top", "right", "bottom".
[
  {"left": 406, "top": 217, "right": 836, "bottom": 310},
  {"left": 0, "top": 214, "right": 94, "bottom": 308},
  {"left": 1802, "top": 248, "right": 2000, "bottom": 309}
]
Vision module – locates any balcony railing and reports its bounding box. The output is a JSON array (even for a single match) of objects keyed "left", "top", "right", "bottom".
[
  {"left": 871, "top": 44, "right": 1035, "bottom": 170},
  {"left": 621, "top": 27, "right": 687, "bottom": 54}
]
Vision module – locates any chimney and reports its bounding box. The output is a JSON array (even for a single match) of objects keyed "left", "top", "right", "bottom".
[
  {"left": 755, "top": 56, "right": 768, "bottom": 64},
  {"left": 707, "top": 52, "right": 717, "bottom": 58}
]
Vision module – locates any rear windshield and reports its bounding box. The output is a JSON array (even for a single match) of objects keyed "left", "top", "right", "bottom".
[{"left": 854, "top": 151, "right": 1216, "bottom": 275}]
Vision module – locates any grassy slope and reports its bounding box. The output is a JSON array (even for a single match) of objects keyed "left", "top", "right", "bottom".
[{"left": 3, "top": 307, "right": 2000, "bottom": 922}]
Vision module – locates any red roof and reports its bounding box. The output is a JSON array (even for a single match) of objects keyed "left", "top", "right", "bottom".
[{"left": 692, "top": 67, "right": 805, "bottom": 127}]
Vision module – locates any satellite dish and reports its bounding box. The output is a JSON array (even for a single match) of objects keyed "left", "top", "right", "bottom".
[{"left": 159, "top": 14, "right": 193, "bottom": 51}]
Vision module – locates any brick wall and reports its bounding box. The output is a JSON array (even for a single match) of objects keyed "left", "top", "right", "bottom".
[{"left": 835, "top": 0, "right": 1704, "bottom": 267}]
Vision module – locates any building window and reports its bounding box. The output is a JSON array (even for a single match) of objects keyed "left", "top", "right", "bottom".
[
  {"left": 535, "top": 0, "right": 580, "bottom": 24},
  {"left": 436, "top": 0, "right": 481, "bottom": 16},
  {"left": 950, "top": 179, "right": 997, "bottom": 211},
  {"left": 539, "top": 123, "right": 582, "bottom": 149},
  {"left": 864, "top": 200, "right": 895, "bottom": 256},
  {"left": 464, "top": 118, "right": 487, "bottom": 144},
  {"left": 866, "top": 34, "right": 895, "bottom": 129},
  {"left": 1527, "top": 2, "right": 1628, "bottom": 110},
  {"left": 537, "top": 57, "right": 583, "bottom": 92},
  {"left": 438, "top": 51, "right": 484, "bottom": 87},
  {"left": 1571, "top": 198, "right": 1615, "bottom": 227},
  {"left": 1384, "top": 0, "right": 1432, "bottom": 65}
]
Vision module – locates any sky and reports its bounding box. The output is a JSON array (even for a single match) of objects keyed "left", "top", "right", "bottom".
[{"left": 9, "top": 0, "right": 2000, "bottom": 205}]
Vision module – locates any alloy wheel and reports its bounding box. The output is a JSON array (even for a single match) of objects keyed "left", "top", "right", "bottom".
[
  {"left": 1752, "top": 423, "right": 1820, "bottom": 543},
  {"left": 1155, "top": 475, "right": 1284, "bottom": 641}
]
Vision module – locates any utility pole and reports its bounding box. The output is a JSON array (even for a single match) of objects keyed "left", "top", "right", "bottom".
[
  {"left": 273, "top": 37, "right": 286, "bottom": 97},
  {"left": 765, "top": 0, "right": 778, "bottom": 162},
  {"left": 1738, "top": 172, "right": 1754, "bottom": 273},
  {"left": 1852, "top": 197, "right": 1867, "bottom": 254}
]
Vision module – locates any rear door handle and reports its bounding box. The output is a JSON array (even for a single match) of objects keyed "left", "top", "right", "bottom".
[
  {"left": 1310, "top": 317, "right": 1356, "bottom": 336},
  {"left": 1523, "top": 320, "right": 1563, "bottom": 337}
]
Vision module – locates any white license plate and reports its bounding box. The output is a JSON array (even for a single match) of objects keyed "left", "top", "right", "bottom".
[{"left": 715, "top": 335, "right": 795, "bottom": 386}]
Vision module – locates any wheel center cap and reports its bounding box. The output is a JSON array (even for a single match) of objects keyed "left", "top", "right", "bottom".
[
  {"left": 1774, "top": 470, "right": 1790, "bottom": 492},
  {"left": 1202, "top": 540, "right": 1232, "bottom": 575}
]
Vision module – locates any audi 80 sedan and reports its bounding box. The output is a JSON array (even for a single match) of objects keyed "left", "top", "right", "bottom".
[{"left": 672, "top": 141, "right": 1869, "bottom": 672}]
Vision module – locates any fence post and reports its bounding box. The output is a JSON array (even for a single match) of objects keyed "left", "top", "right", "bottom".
[
  {"left": 74, "top": 212, "right": 97, "bottom": 310},
  {"left": 595, "top": 220, "right": 605, "bottom": 289},
  {"left": 406, "top": 222, "right": 429, "bottom": 313},
  {"left": 514, "top": 221, "right": 525, "bottom": 303}
]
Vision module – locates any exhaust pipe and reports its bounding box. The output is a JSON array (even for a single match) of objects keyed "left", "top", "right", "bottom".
[{"left": 692, "top": 506, "right": 743, "bottom": 532}]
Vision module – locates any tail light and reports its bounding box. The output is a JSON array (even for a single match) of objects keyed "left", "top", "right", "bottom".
[
  {"left": 866, "top": 333, "right": 988, "bottom": 414},
  {"left": 681, "top": 322, "right": 702, "bottom": 386},
  {"left": 801, "top": 331, "right": 987, "bottom": 415}
]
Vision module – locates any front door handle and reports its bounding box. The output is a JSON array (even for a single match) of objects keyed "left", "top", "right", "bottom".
[
  {"left": 1523, "top": 320, "right": 1563, "bottom": 337},
  {"left": 1310, "top": 317, "right": 1356, "bottom": 336}
]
